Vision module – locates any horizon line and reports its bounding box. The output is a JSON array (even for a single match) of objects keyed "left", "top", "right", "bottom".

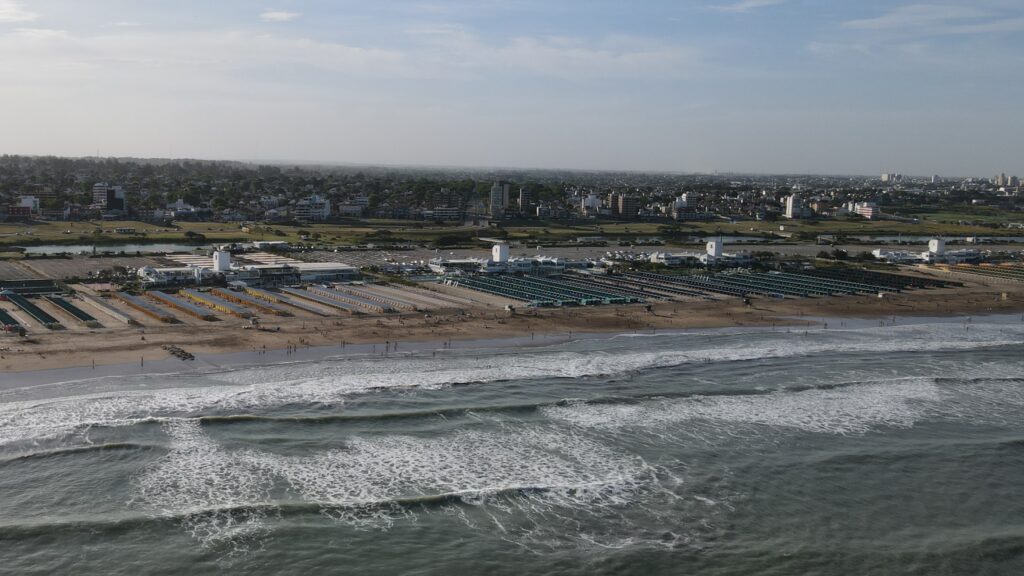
[{"left": 0, "top": 152, "right": 993, "bottom": 181}]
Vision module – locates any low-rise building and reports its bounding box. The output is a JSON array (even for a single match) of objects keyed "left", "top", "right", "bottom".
[
  {"left": 871, "top": 238, "right": 980, "bottom": 264},
  {"left": 293, "top": 195, "right": 331, "bottom": 221},
  {"left": 853, "top": 201, "right": 880, "bottom": 219},
  {"left": 252, "top": 241, "right": 291, "bottom": 250},
  {"left": 335, "top": 204, "right": 364, "bottom": 217},
  {"left": 649, "top": 238, "right": 753, "bottom": 267},
  {"left": 430, "top": 206, "right": 465, "bottom": 221},
  {"left": 137, "top": 251, "right": 356, "bottom": 288},
  {"left": 17, "top": 196, "right": 40, "bottom": 215},
  {"left": 429, "top": 254, "right": 585, "bottom": 276}
]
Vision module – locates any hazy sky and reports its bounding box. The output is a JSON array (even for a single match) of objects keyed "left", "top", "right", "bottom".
[{"left": 0, "top": 1, "right": 1021, "bottom": 176}]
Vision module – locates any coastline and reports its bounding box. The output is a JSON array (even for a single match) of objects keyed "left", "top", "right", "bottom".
[{"left": 3, "top": 280, "right": 1023, "bottom": 378}]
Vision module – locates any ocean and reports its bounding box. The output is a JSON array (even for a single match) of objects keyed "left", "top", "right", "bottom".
[{"left": 2, "top": 317, "right": 1023, "bottom": 575}]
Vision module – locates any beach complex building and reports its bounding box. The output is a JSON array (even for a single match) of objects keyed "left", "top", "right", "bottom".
[
  {"left": 137, "top": 250, "right": 358, "bottom": 288},
  {"left": 429, "top": 243, "right": 584, "bottom": 276},
  {"left": 871, "top": 238, "right": 979, "bottom": 264},
  {"left": 649, "top": 238, "right": 753, "bottom": 267}
]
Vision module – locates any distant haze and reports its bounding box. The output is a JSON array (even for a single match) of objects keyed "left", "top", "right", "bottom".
[{"left": 0, "top": 0, "right": 1021, "bottom": 177}]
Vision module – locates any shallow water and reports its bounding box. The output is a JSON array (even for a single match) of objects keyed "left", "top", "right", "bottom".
[{"left": 2, "top": 319, "right": 1023, "bottom": 574}]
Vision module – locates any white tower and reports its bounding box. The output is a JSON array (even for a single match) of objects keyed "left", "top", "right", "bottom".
[
  {"left": 492, "top": 243, "right": 510, "bottom": 263},
  {"left": 213, "top": 250, "right": 231, "bottom": 272},
  {"left": 706, "top": 238, "right": 723, "bottom": 258},
  {"left": 928, "top": 238, "right": 945, "bottom": 255}
]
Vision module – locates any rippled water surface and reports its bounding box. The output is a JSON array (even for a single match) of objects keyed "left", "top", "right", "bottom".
[{"left": 2, "top": 319, "right": 1023, "bottom": 574}]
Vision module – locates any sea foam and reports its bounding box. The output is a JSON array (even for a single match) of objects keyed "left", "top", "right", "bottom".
[
  {"left": 544, "top": 378, "right": 943, "bottom": 436},
  {"left": 0, "top": 321, "right": 1020, "bottom": 446},
  {"left": 133, "top": 419, "right": 663, "bottom": 549}
]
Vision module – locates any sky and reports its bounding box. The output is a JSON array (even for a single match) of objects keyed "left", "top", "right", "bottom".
[{"left": 0, "top": 0, "right": 1022, "bottom": 176}]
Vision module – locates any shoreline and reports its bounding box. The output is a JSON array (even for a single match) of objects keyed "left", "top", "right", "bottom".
[
  {"left": 5, "top": 309, "right": 1022, "bottom": 391},
  {"left": 3, "top": 280, "right": 1024, "bottom": 381}
]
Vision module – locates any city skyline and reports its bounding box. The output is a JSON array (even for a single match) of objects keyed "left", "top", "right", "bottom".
[{"left": 1, "top": 0, "right": 1022, "bottom": 176}]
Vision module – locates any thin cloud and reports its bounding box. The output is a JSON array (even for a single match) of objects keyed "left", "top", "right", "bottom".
[
  {"left": 495, "top": 36, "right": 699, "bottom": 78},
  {"left": 844, "top": 4, "right": 985, "bottom": 29},
  {"left": 806, "top": 41, "right": 872, "bottom": 56},
  {"left": 946, "top": 17, "right": 1024, "bottom": 34},
  {"left": 412, "top": 30, "right": 700, "bottom": 79},
  {"left": 709, "top": 0, "right": 785, "bottom": 14},
  {"left": 259, "top": 10, "right": 301, "bottom": 23},
  {"left": 842, "top": 4, "right": 1024, "bottom": 36},
  {"left": 0, "top": 0, "right": 37, "bottom": 23},
  {"left": 0, "top": 28, "right": 409, "bottom": 83},
  {"left": 12, "top": 28, "right": 67, "bottom": 39},
  {"left": 0, "top": 24, "right": 699, "bottom": 89}
]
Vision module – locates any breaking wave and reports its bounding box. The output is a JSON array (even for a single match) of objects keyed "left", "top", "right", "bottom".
[
  {"left": 1, "top": 322, "right": 1020, "bottom": 447},
  {"left": 130, "top": 419, "right": 682, "bottom": 552}
]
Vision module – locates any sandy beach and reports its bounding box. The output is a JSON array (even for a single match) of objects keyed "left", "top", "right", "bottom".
[{"left": 2, "top": 278, "right": 1022, "bottom": 374}]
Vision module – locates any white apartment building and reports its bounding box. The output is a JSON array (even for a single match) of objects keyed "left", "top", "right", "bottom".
[{"left": 293, "top": 195, "right": 331, "bottom": 221}]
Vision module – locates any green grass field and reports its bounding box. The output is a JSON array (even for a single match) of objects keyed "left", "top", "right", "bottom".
[
  {"left": 904, "top": 210, "right": 1021, "bottom": 226},
  {"left": 0, "top": 211, "right": 1015, "bottom": 249},
  {"left": 506, "top": 218, "right": 1007, "bottom": 240},
  {"left": 0, "top": 220, "right": 483, "bottom": 247}
]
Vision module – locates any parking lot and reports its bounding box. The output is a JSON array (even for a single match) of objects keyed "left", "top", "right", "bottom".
[
  {"left": 17, "top": 256, "right": 172, "bottom": 280},
  {"left": 0, "top": 260, "right": 40, "bottom": 281}
]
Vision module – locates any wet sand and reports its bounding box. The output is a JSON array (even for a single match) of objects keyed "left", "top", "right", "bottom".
[{"left": 2, "top": 279, "right": 1022, "bottom": 374}]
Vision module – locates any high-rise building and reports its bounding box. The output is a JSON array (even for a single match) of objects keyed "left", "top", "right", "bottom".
[
  {"left": 489, "top": 182, "right": 510, "bottom": 218},
  {"left": 784, "top": 194, "right": 802, "bottom": 219},
  {"left": 607, "top": 193, "right": 621, "bottom": 216},
  {"left": 517, "top": 187, "right": 535, "bottom": 215},
  {"left": 617, "top": 195, "right": 640, "bottom": 220},
  {"left": 92, "top": 183, "right": 127, "bottom": 212}
]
